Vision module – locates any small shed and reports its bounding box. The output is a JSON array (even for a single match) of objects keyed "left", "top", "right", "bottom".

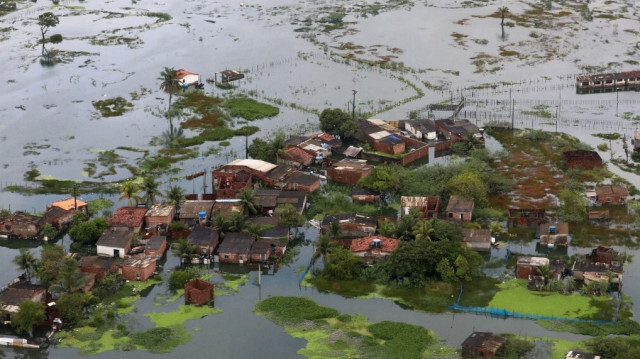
[
  {"left": 121, "top": 257, "right": 156, "bottom": 281},
  {"left": 184, "top": 278, "right": 214, "bottom": 305},
  {"left": 537, "top": 223, "right": 569, "bottom": 247},
  {"left": 351, "top": 188, "right": 381, "bottom": 204},
  {"left": 218, "top": 232, "right": 254, "bottom": 264},
  {"left": 461, "top": 332, "right": 506, "bottom": 358},
  {"left": 516, "top": 256, "right": 550, "bottom": 279},
  {"left": 401, "top": 196, "right": 440, "bottom": 218},
  {"left": 219, "top": 69, "right": 244, "bottom": 83},
  {"left": 463, "top": 229, "right": 492, "bottom": 252},
  {"left": 96, "top": 227, "right": 134, "bottom": 258},
  {"left": 445, "top": 195, "right": 474, "bottom": 223},
  {"left": 563, "top": 150, "right": 602, "bottom": 169}
]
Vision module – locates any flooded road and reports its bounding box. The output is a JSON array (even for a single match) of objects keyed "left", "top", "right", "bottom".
[{"left": 2, "top": 0, "right": 640, "bottom": 357}]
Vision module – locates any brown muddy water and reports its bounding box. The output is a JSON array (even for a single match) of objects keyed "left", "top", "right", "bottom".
[{"left": 2, "top": 0, "right": 640, "bottom": 357}]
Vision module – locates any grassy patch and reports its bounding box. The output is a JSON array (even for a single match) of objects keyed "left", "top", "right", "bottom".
[
  {"left": 255, "top": 296, "right": 339, "bottom": 325},
  {"left": 93, "top": 97, "right": 133, "bottom": 117},
  {"left": 488, "top": 279, "right": 611, "bottom": 319},
  {"left": 145, "top": 305, "right": 222, "bottom": 327},
  {"left": 223, "top": 97, "right": 279, "bottom": 121},
  {"left": 221, "top": 273, "right": 249, "bottom": 291}
]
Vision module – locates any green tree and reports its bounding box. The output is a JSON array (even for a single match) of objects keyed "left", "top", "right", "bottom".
[
  {"left": 397, "top": 209, "right": 421, "bottom": 240},
  {"left": 436, "top": 258, "right": 457, "bottom": 283},
  {"left": 92, "top": 273, "right": 124, "bottom": 300},
  {"left": 229, "top": 211, "right": 247, "bottom": 232},
  {"left": 498, "top": 6, "right": 509, "bottom": 28},
  {"left": 247, "top": 132, "right": 286, "bottom": 163},
  {"left": 158, "top": 67, "right": 181, "bottom": 109},
  {"left": 319, "top": 108, "right": 357, "bottom": 139},
  {"left": 454, "top": 254, "right": 472, "bottom": 282},
  {"left": 323, "top": 246, "right": 362, "bottom": 280},
  {"left": 237, "top": 188, "right": 258, "bottom": 217},
  {"left": 119, "top": 181, "right": 141, "bottom": 206},
  {"left": 141, "top": 176, "right": 160, "bottom": 208},
  {"left": 412, "top": 219, "right": 435, "bottom": 241},
  {"left": 57, "top": 292, "right": 91, "bottom": 324},
  {"left": 166, "top": 185, "right": 185, "bottom": 213},
  {"left": 36, "top": 245, "right": 64, "bottom": 286},
  {"left": 168, "top": 267, "right": 200, "bottom": 291},
  {"left": 312, "top": 234, "right": 334, "bottom": 266},
  {"left": 357, "top": 166, "right": 401, "bottom": 206},
  {"left": 50, "top": 257, "right": 87, "bottom": 295},
  {"left": 445, "top": 171, "right": 488, "bottom": 208},
  {"left": 68, "top": 217, "right": 109, "bottom": 245},
  {"left": 12, "top": 300, "right": 45, "bottom": 337},
  {"left": 377, "top": 219, "right": 397, "bottom": 238},
  {"left": 275, "top": 203, "right": 305, "bottom": 236},
  {"left": 38, "top": 12, "right": 59, "bottom": 43},
  {"left": 12, "top": 248, "right": 37, "bottom": 280},
  {"left": 171, "top": 238, "right": 198, "bottom": 264},
  {"left": 559, "top": 188, "right": 587, "bottom": 223}
]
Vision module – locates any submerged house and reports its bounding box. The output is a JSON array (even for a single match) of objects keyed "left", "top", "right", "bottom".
[
  {"left": 79, "top": 256, "right": 121, "bottom": 280},
  {"left": 537, "top": 223, "right": 569, "bottom": 247},
  {"left": 121, "top": 257, "right": 156, "bottom": 281},
  {"left": 321, "top": 213, "right": 377, "bottom": 238},
  {"left": 218, "top": 232, "right": 254, "bottom": 264},
  {"left": 326, "top": 159, "right": 372, "bottom": 185},
  {"left": 461, "top": 332, "right": 506, "bottom": 358},
  {"left": 0, "top": 281, "right": 47, "bottom": 317},
  {"left": 563, "top": 150, "right": 602, "bottom": 169},
  {"left": 516, "top": 256, "right": 549, "bottom": 279},
  {"left": 188, "top": 225, "right": 219, "bottom": 257},
  {"left": 184, "top": 278, "right": 214, "bottom": 305},
  {"left": 445, "top": 195, "right": 474, "bottom": 223},
  {"left": 594, "top": 185, "right": 629, "bottom": 205},
  {"left": 0, "top": 211, "right": 44, "bottom": 239},
  {"left": 463, "top": 229, "right": 492, "bottom": 252},
  {"left": 507, "top": 208, "right": 546, "bottom": 228},
  {"left": 180, "top": 200, "right": 214, "bottom": 226},
  {"left": 96, "top": 227, "right": 134, "bottom": 258}
]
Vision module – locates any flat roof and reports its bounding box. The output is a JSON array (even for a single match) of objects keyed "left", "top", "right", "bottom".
[{"left": 227, "top": 159, "right": 277, "bottom": 173}]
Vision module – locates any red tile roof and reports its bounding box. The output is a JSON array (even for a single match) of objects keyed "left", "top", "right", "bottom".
[
  {"left": 349, "top": 236, "right": 400, "bottom": 253},
  {"left": 311, "top": 132, "right": 336, "bottom": 142},
  {"left": 282, "top": 146, "right": 314, "bottom": 163},
  {"left": 109, "top": 207, "right": 148, "bottom": 228}
]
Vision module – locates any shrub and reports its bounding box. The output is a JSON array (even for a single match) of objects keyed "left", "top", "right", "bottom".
[
  {"left": 255, "top": 296, "right": 338, "bottom": 325},
  {"left": 168, "top": 267, "right": 199, "bottom": 291},
  {"left": 48, "top": 34, "right": 63, "bottom": 43}
]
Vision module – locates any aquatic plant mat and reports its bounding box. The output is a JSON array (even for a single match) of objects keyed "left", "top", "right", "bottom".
[{"left": 254, "top": 296, "right": 458, "bottom": 359}]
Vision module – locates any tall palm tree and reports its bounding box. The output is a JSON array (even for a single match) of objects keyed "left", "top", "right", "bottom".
[
  {"left": 12, "top": 248, "right": 37, "bottom": 280},
  {"left": 412, "top": 219, "right": 435, "bottom": 241},
  {"left": 166, "top": 185, "right": 185, "bottom": 215},
  {"left": 159, "top": 67, "right": 181, "bottom": 110},
  {"left": 172, "top": 238, "right": 198, "bottom": 264},
  {"left": 119, "top": 181, "right": 141, "bottom": 206},
  {"left": 311, "top": 234, "right": 334, "bottom": 266},
  {"left": 237, "top": 188, "right": 258, "bottom": 217},
  {"left": 499, "top": 6, "right": 509, "bottom": 28},
  {"left": 141, "top": 176, "right": 160, "bottom": 208},
  {"left": 230, "top": 211, "right": 247, "bottom": 232},
  {"left": 243, "top": 223, "right": 265, "bottom": 240}
]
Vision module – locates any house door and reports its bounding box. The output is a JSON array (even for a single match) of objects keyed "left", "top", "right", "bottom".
[{"left": 114, "top": 249, "right": 120, "bottom": 257}]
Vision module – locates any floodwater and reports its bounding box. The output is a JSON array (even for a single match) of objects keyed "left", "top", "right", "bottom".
[{"left": 2, "top": 0, "right": 640, "bottom": 357}]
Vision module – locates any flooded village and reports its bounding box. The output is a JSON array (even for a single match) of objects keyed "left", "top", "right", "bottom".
[{"left": 2, "top": 0, "right": 640, "bottom": 358}]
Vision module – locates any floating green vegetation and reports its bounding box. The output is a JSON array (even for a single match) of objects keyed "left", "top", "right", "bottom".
[
  {"left": 593, "top": 133, "right": 622, "bottom": 140},
  {"left": 255, "top": 296, "right": 456, "bottom": 359},
  {"left": 221, "top": 273, "right": 249, "bottom": 292},
  {"left": 7, "top": 176, "right": 114, "bottom": 196},
  {"left": 146, "top": 12, "right": 172, "bottom": 22},
  {"left": 93, "top": 96, "right": 134, "bottom": 117},
  {"left": 145, "top": 305, "right": 222, "bottom": 327},
  {"left": 521, "top": 104, "right": 553, "bottom": 118},
  {"left": 106, "top": 279, "right": 162, "bottom": 314},
  {"left": 488, "top": 279, "right": 611, "bottom": 319},
  {"left": 223, "top": 97, "right": 279, "bottom": 121}
]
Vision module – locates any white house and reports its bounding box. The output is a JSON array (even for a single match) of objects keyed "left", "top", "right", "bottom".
[{"left": 96, "top": 227, "right": 134, "bottom": 258}]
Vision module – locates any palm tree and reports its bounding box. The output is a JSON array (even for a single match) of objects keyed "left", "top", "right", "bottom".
[
  {"left": 243, "top": 223, "right": 265, "bottom": 240},
  {"left": 412, "top": 219, "right": 435, "bottom": 241},
  {"left": 12, "top": 248, "right": 37, "bottom": 280},
  {"left": 311, "top": 234, "right": 334, "bottom": 267},
  {"left": 499, "top": 6, "right": 509, "bottom": 27},
  {"left": 172, "top": 238, "right": 198, "bottom": 264},
  {"left": 166, "top": 185, "right": 185, "bottom": 215},
  {"left": 119, "top": 181, "right": 141, "bottom": 206},
  {"left": 49, "top": 257, "right": 87, "bottom": 295},
  {"left": 141, "top": 176, "right": 160, "bottom": 208},
  {"left": 229, "top": 211, "right": 247, "bottom": 232},
  {"left": 158, "top": 67, "right": 181, "bottom": 110},
  {"left": 237, "top": 188, "right": 258, "bottom": 217}
]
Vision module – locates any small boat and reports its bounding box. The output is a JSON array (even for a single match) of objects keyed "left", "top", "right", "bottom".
[{"left": 0, "top": 335, "right": 42, "bottom": 348}]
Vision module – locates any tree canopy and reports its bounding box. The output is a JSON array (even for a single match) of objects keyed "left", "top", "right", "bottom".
[
  {"left": 357, "top": 166, "right": 400, "bottom": 205},
  {"left": 445, "top": 171, "right": 488, "bottom": 208},
  {"left": 68, "top": 217, "right": 109, "bottom": 246},
  {"left": 38, "top": 12, "right": 59, "bottom": 42},
  {"left": 247, "top": 132, "right": 286, "bottom": 163},
  {"left": 319, "top": 108, "right": 357, "bottom": 139},
  {"left": 559, "top": 188, "right": 587, "bottom": 223},
  {"left": 158, "top": 67, "right": 181, "bottom": 109}
]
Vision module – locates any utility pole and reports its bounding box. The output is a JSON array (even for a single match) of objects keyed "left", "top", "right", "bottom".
[
  {"left": 511, "top": 99, "right": 515, "bottom": 131},
  {"left": 73, "top": 183, "right": 78, "bottom": 210},
  {"left": 351, "top": 90, "right": 357, "bottom": 120}
]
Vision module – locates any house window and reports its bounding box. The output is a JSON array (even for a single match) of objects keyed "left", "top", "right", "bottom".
[
  {"left": 239, "top": 256, "right": 244, "bottom": 260},
  {"left": 224, "top": 255, "right": 229, "bottom": 259},
  {"left": 448, "top": 213, "right": 453, "bottom": 218}
]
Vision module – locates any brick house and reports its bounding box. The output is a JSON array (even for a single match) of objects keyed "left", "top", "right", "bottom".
[
  {"left": 351, "top": 187, "right": 381, "bottom": 204},
  {"left": 96, "top": 227, "right": 134, "bottom": 258},
  {"left": 537, "top": 223, "right": 569, "bottom": 247},
  {"left": 254, "top": 189, "right": 307, "bottom": 215},
  {"left": 507, "top": 208, "right": 546, "bottom": 228},
  {"left": 79, "top": 256, "right": 121, "bottom": 280},
  {"left": 278, "top": 146, "right": 315, "bottom": 168},
  {"left": 249, "top": 240, "right": 273, "bottom": 263},
  {"left": 445, "top": 195, "right": 474, "bottom": 223},
  {"left": 188, "top": 225, "right": 219, "bottom": 257},
  {"left": 595, "top": 185, "right": 629, "bottom": 205},
  {"left": 0, "top": 281, "right": 47, "bottom": 316},
  {"left": 218, "top": 232, "right": 254, "bottom": 264},
  {"left": 109, "top": 207, "right": 148, "bottom": 233},
  {"left": 144, "top": 203, "right": 176, "bottom": 230},
  {"left": 401, "top": 196, "right": 440, "bottom": 218},
  {"left": 461, "top": 332, "right": 506, "bottom": 358},
  {"left": 44, "top": 197, "right": 89, "bottom": 229},
  {"left": 0, "top": 211, "right": 44, "bottom": 239},
  {"left": 326, "top": 159, "right": 372, "bottom": 185},
  {"left": 121, "top": 257, "right": 156, "bottom": 281},
  {"left": 516, "top": 256, "right": 549, "bottom": 279},
  {"left": 51, "top": 198, "right": 88, "bottom": 213},
  {"left": 563, "top": 150, "right": 602, "bottom": 169},
  {"left": 463, "top": 229, "right": 492, "bottom": 252},
  {"left": 435, "top": 119, "right": 483, "bottom": 141},
  {"left": 144, "top": 235, "right": 167, "bottom": 257},
  {"left": 321, "top": 213, "right": 377, "bottom": 238},
  {"left": 184, "top": 278, "right": 214, "bottom": 305},
  {"left": 348, "top": 236, "right": 400, "bottom": 264}
]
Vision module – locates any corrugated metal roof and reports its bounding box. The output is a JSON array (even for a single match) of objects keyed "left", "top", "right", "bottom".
[
  {"left": 368, "top": 130, "right": 392, "bottom": 140},
  {"left": 227, "top": 159, "right": 277, "bottom": 173}
]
